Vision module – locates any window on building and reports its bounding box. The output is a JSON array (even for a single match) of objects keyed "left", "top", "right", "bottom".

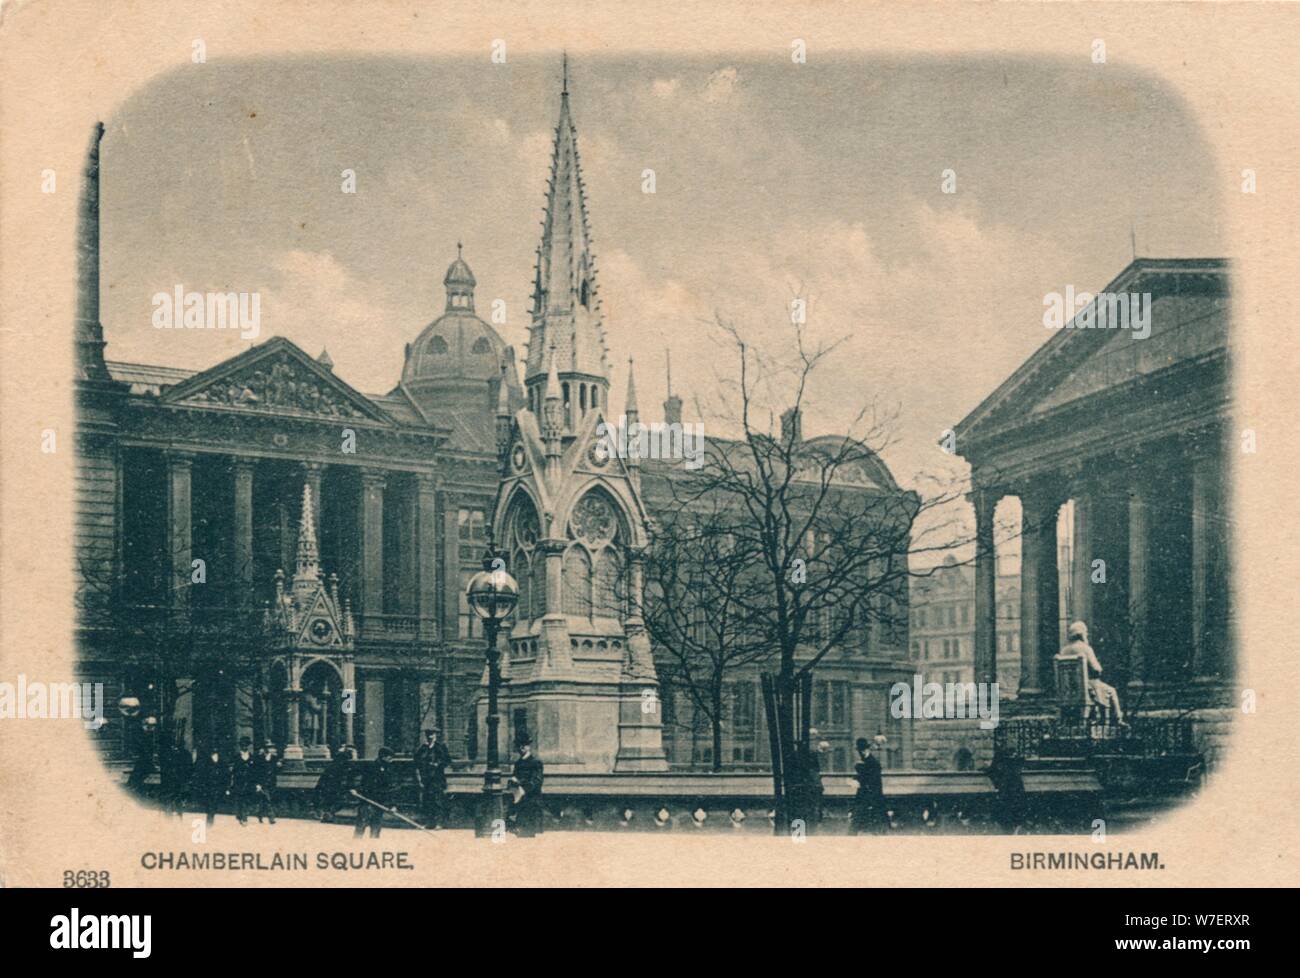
[
  {"left": 961, "top": 604, "right": 969, "bottom": 625},
  {"left": 732, "top": 683, "right": 757, "bottom": 731},
  {"left": 457, "top": 508, "right": 486, "bottom": 560},
  {"left": 829, "top": 681, "right": 846, "bottom": 727}
]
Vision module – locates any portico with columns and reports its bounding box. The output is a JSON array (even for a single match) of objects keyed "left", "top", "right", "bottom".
[{"left": 954, "top": 258, "right": 1234, "bottom": 722}]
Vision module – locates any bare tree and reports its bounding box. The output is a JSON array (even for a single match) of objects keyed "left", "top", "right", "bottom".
[
  {"left": 641, "top": 498, "right": 776, "bottom": 771},
  {"left": 642, "top": 313, "right": 975, "bottom": 819}
]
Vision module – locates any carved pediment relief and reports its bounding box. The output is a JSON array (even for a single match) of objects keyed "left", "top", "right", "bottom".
[{"left": 162, "top": 339, "right": 391, "bottom": 424}]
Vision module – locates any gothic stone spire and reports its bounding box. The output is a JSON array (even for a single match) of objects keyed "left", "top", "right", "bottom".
[
  {"left": 526, "top": 58, "right": 610, "bottom": 394},
  {"left": 294, "top": 482, "right": 320, "bottom": 584}
]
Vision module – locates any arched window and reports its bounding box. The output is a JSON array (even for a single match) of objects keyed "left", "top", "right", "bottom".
[
  {"left": 429, "top": 335, "right": 449, "bottom": 354},
  {"left": 580, "top": 385, "right": 587, "bottom": 413},
  {"left": 594, "top": 550, "right": 623, "bottom": 618},
  {"left": 565, "top": 490, "right": 625, "bottom": 623},
  {"left": 591, "top": 387, "right": 599, "bottom": 409},
  {"left": 514, "top": 549, "right": 531, "bottom": 622},
  {"left": 471, "top": 337, "right": 491, "bottom": 354},
  {"left": 563, "top": 547, "right": 593, "bottom": 618},
  {"left": 503, "top": 493, "right": 540, "bottom": 619}
]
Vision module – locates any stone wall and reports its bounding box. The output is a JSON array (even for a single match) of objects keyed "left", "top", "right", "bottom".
[{"left": 910, "top": 718, "right": 997, "bottom": 771}]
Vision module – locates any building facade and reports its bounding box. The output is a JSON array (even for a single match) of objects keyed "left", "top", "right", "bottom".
[
  {"left": 75, "top": 68, "right": 915, "bottom": 774},
  {"left": 952, "top": 257, "right": 1235, "bottom": 765},
  {"left": 909, "top": 556, "right": 1020, "bottom": 693}
]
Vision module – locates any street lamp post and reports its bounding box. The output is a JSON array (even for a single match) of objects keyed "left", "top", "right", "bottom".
[{"left": 465, "top": 544, "right": 518, "bottom": 837}]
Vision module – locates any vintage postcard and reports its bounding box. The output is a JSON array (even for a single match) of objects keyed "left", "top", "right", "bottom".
[{"left": 1, "top": 0, "right": 1297, "bottom": 893}]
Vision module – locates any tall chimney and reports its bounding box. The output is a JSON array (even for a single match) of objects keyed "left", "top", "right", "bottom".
[
  {"left": 663, "top": 350, "right": 683, "bottom": 426},
  {"left": 76, "top": 122, "right": 112, "bottom": 381}
]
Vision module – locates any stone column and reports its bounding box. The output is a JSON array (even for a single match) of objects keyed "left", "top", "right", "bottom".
[
  {"left": 1127, "top": 484, "right": 1150, "bottom": 685},
  {"left": 283, "top": 659, "right": 303, "bottom": 761},
  {"left": 442, "top": 499, "right": 459, "bottom": 640},
  {"left": 1190, "top": 457, "right": 1217, "bottom": 679},
  {"left": 398, "top": 478, "right": 418, "bottom": 615},
  {"left": 166, "top": 451, "right": 194, "bottom": 622},
  {"left": 232, "top": 459, "right": 255, "bottom": 605},
  {"left": 284, "top": 690, "right": 303, "bottom": 761},
  {"left": 1019, "top": 491, "right": 1060, "bottom": 697},
  {"left": 537, "top": 538, "right": 574, "bottom": 676},
  {"left": 416, "top": 474, "right": 439, "bottom": 637},
  {"left": 1070, "top": 494, "right": 1093, "bottom": 627},
  {"left": 973, "top": 489, "right": 999, "bottom": 686},
  {"left": 342, "top": 661, "right": 357, "bottom": 747},
  {"left": 358, "top": 469, "right": 387, "bottom": 625}
]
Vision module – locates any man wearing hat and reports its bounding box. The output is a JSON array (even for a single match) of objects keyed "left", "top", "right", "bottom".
[
  {"left": 850, "top": 737, "right": 886, "bottom": 835},
  {"left": 1060, "top": 621, "right": 1127, "bottom": 726},
  {"left": 231, "top": 737, "right": 257, "bottom": 826},
  {"left": 193, "top": 746, "right": 231, "bottom": 827},
  {"left": 315, "top": 744, "right": 354, "bottom": 822},
  {"left": 508, "top": 737, "right": 544, "bottom": 837},
  {"left": 413, "top": 728, "right": 451, "bottom": 829},
  {"left": 253, "top": 741, "right": 281, "bottom": 824},
  {"left": 354, "top": 746, "right": 397, "bottom": 838}
]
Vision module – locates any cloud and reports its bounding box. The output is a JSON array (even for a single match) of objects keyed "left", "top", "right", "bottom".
[{"left": 258, "top": 250, "right": 410, "bottom": 392}]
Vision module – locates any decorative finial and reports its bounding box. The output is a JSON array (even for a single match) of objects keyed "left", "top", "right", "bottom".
[
  {"left": 457, "top": 240, "right": 463, "bottom": 259},
  {"left": 562, "top": 51, "right": 569, "bottom": 96},
  {"left": 666, "top": 349, "right": 673, "bottom": 397}
]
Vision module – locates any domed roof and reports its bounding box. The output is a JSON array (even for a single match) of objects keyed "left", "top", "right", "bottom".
[
  {"left": 444, "top": 249, "right": 476, "bottom": 290},
  {"left": 402, "top": 310, "right": 507, "bottom": 387},
  {"left": 402, "top": 246, "right": 507, "bottom": 388}
]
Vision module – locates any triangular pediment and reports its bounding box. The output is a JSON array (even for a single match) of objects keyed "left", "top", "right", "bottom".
[
  {"left": 295, "top": 588, "right": 346, "bottom": 649},
  {"left": 161, "top": 337, "right": 394, "bottom": 425},
  {"left": 954, "top": 259, "right": 1229, "bottom": 446}
]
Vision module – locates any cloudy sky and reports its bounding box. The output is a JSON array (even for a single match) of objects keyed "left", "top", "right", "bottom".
[{"left": 101, "top": 54, "right": 1224, "bottom": 503}]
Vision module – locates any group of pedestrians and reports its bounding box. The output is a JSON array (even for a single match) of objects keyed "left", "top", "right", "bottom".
[
  {"left": 158, "top": 736, "right": 282, "bottom": 827},
  {"left": 785, "top": 732, "right": 889, "bottom": 834}
]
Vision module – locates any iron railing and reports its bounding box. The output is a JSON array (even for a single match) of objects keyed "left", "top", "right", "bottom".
[{"left": 994, "top": 715, "right": 1196, "bottom": 759}]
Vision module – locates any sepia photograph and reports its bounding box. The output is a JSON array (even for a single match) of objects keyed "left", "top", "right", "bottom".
[{"left": 0, "top": 0, "right": 1296, "bottom": 938}]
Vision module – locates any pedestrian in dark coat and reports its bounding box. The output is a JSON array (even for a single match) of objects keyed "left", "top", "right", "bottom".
[
  {"left": 231, "top": 737, "right": 257, "bottom": 825},
  {"left": 193, "top": 749, "right": 231, "bottom": 826},
  {"left": 160, "top": 738, "right": 193, "bottom": 818},
  {"left": 353, "top": 747, "right": 397, "bottom": 838},
  {"left": 413, "top": 729, "right": 452, "bottom": 828},
  {"left": 315, "top": 745, "right": 354, "bottom": 821},
  {"left": 850, "top": 737, "right": 887, "bottom": 835},
  {"left": 508, "top": 738, "right": 545, "bottom": 837},
  {"left": 253, "top": 742, "right": 281, "bottom": 824}
]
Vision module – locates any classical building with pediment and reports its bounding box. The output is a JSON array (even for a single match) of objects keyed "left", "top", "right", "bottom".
[
  {"left": 952, "top": 257, "right": 1235, "bottom": 773},
  {"left": 74, "top": 68, "right": 916, "bottom": 777}
]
